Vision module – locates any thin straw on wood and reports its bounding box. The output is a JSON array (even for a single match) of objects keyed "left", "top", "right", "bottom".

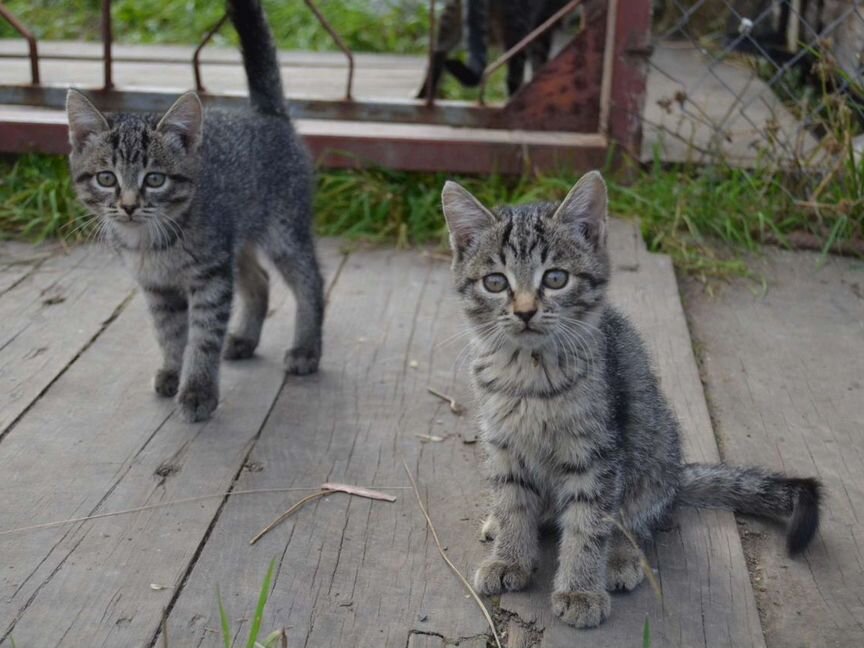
[
  {"left": 604, "top": 514, "right": 662, "bottom": 599},
  {"left": 249, "top": 491, "right": 330, "bottom": 546},
  {"left": 401, "top": 459, "right": 502, "bottom": 648},
  {"left": 249, "top": 483, "right": 397, "bottom": 546},
  {"left": 0, "top": 485, "right": 409, "bottom": 537}
]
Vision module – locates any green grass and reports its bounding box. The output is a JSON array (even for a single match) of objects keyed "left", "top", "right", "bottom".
[
  {"left": 0, "top": 0, "right": 512, "bottom": 101},
  {"left": 214, "top": 559, "right": 286, "bottom": 648},
  {"left": 0, "top": 0, "right": 430, "bottom": 54},
  {"left": 3, "top": 151, "right": 862, "bottom": 279}
]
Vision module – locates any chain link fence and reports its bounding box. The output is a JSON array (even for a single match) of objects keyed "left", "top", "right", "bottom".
[{"left": 644, "top": 0, "right": 864, "bottom": 173}]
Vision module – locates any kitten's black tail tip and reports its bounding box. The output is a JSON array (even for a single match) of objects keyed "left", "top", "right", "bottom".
[{"left": 786, "top": 477, "right": 821, "bottom": 555}]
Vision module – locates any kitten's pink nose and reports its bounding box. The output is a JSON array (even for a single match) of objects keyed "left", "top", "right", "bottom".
[
  {"left": 120, "top": 203, "right": 137, "bottom": 216},
  {"left": 513, "top": 293, "right": 537, "bottom": 323}
]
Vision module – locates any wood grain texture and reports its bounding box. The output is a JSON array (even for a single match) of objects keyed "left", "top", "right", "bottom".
[
  {"left": 0, "top": 244, "right": 134, "bottom": 438},
  {"left": 496, "top": 220, "right": 766, "bottom": 647},
  {"left": 682, "top": 250, "right": 864, "bottom": 648},
  {"left": 162, "top": 248, "right": 491, "bottom": 648},
  {"left": 0, "top": 242, "right": 344, "bottom": 646},
  {"left": 0, "top": 242, "right": 52, "bottom": 296}
]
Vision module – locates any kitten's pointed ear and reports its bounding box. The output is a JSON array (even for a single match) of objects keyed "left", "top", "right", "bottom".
[
  {"left": 441, "top": 181, "right": 496, "bottom": 252},
  {"left": 551, "top": 170, "right": 608, "bottom": 248},
  {"left": 157, "top": 92, "right": 203, "bottom": 151},
  {"left": 66, "top": 89, "right": 109, "bottom": 151}
]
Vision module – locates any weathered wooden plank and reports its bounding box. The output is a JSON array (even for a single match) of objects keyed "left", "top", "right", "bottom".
[
  {"left": 497, "top": 222, "right": 766, "bottom": 647},
  {"left": 682, "top": 250, "right": 864, "bottom": 648},
  {"left": 162, "top": 247, "right": 491, "bottom": 648},
  {"left": 0, "top": 241, "right": 345, "bottom": 646},
  {"left": 0, "top": 242, "right": 51, "bottom": 296},
  {"left": 0, "top": 243, "right": 135, "bottom": 437}
]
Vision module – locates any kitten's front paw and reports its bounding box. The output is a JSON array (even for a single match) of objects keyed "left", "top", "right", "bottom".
[
  {"left": 284, "top": 346, "right": 320, "bottom": 375},
  {"left": 551, "top": 591, "right": 611, "bottom": 628},
  {"left": 223, "top": 335, "right": 257, "bottom": 360},
  {"left": 606, "top": 554, "right": 645, "bottom": 592},
  {"left": 474, "top": 559, "right": 531, "bottom": 595},
  {"left": 154, "top": 369, "right": 179, "bottom": 398},
  {"left": 177, "top": 382, "right": 218, "bottom": 423}
]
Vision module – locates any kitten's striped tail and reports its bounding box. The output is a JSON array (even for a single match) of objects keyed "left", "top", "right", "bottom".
[
  {"left": 677, "top": 462, "right": 821, "bottom": 555},
  {"left": 226, "top": 0, "right": 286, "bottom": 116}
]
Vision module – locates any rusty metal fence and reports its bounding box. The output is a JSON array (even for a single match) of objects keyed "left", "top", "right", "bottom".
[
  {"left": 644, "top": 0, "right": 864, "bottom": 169},
  {"left": 0, "top": 1, "right": 650, "bottom": 173}
]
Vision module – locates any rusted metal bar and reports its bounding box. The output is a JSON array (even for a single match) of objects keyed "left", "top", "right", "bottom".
[
  {"left": 478, "top": 0, "right": 584, "bottom": 105},
  {"left": 101, "top": 0, "right": 113, "bottom": 90},
  {"left": 598, "top": 0, "right": 618, "bottom": 135},
  {"left": 608, "top": 0, "right": 652, "bottom": 157},
  {"left": 425, "top": 0, "right": 436, "bottom": 107},
  {"left": 303, "top": 0, "right": 354, "bottom": 101},
  {"left": 193, "top": 13, "right": 229, "bottom": 93},
  {"left": 0, "top": 110, "right": 609, "bottom": 174},
  {"left": 0, "top": 3, "right": 40, "bottom": 85}
]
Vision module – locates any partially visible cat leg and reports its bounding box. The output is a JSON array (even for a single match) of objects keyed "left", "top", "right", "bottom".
[
  {"left": 142, "top": 285, "right": 188, "bottom": 398},
  {"left": 224, "top": 243, "right": 269, "bottom": 360},
  {"left": 265, "top": 232, "right": 324, "bottom": 375},
  {"left": 551, "top": 501, "right": 613, "bottom": 628},
  {"left": 178, "top": 257, "right": 233, "bottom": 422},
  {"left": 606, "top": 529, "right": 646, "bottom": 592},
  {"left": 474, "top": 451, "right": 542, "bottom": 595},
  {"left": 501, "top": 2, "right": 528, "bottom": 95},
  {"left": 416, "top": 0, "right": 463, "bottom": 98}
]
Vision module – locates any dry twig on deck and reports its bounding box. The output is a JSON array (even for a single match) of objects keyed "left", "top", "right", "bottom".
[
  {"left": 427, "top": 387, "right": 465, "bottom": 415},
  {"left": 249, "top": 483, "right": 397, "bottom": 545},
  {"left": 401, "top": 459, "right": 503, "bottom": 648},
  {"left": 0, "top": 485, "right": 407, "bottom": 537}
]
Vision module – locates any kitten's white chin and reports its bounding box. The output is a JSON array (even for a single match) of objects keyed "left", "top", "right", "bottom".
[
  {"left": 507, "top": 330, "right": 550, "bottom": 351},
  {"left": 109, "top": 219, "right": 146, "bottom": 248}
]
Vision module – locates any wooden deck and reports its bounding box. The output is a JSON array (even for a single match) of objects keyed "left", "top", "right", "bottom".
[
  {"left": 683, "top": 251, "right": 864, "bottom": 648},
  {"left": 0, "top": 224, "right": 768, "bottom": 647}
]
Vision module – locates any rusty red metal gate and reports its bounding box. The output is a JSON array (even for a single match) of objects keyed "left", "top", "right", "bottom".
[{"left": 0, "top": 0, "right": 652, "bottom": 174}]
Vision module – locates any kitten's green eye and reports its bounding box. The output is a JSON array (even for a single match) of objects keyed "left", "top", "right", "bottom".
[
  {"left": 542, "top": 269, "right": 569, "bottom": 289},
  {"left": 482, "top": 273, "right": 508, "bottom": 293},
  {"left": 96, "top": 171, "right": 117, "bottom": 188},
  {"left": 144, "top": 172, "right": 166, "bottom": 188}
]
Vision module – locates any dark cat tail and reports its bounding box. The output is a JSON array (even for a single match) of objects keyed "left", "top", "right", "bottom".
[
  {"left": 678, "top": 463, "right": 821, "bottom": 556},
  {"left": 444, "top": 59, "right": 484, "bottom": 87},
  {"left": 226, "top": 0, "right": 286, "bottom": 116}
]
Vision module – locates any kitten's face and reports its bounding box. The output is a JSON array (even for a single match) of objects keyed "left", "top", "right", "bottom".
[
  {"left": 442, "top": 173, "right": 610, "bottom": 352},
  {"left": 66, "top": 90, "right": 203, "bottom": 249}
]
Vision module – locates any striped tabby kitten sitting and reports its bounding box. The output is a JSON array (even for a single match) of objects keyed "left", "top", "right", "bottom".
[
  {"left": 66, "top": 0, "right": 323, "bottom": 422},
  {"left": 441, "top": 172, "right": 821, "bottom": 628}
]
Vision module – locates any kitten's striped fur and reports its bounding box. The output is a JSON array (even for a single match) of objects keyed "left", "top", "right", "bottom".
[
  {"left": 66, "top": 0, "right": 323, "bottom": 422},
  {"left": 442, "top": 173, "right": 821, "bottom": 628}
]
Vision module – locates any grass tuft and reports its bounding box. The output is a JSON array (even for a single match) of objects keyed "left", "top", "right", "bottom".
[
  {"left": 0, "top": 0, "right": 430, "bottom": 54},
  {"left": 2, "top": 152, "right": 862, "bottom": 279},
  {"left": 215, "top": 559, "right": 282, "bottom": 648},
  {"left": 0, "top": 155, "right": 89, "bottom": 243}
]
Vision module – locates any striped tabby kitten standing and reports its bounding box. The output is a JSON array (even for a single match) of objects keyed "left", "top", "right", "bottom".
[
  {"left": 441, "top": 172, "right": 821, "bottom": 628},
  {"left": 66, "top": 0, "right": 323, "bottom": 422}
]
